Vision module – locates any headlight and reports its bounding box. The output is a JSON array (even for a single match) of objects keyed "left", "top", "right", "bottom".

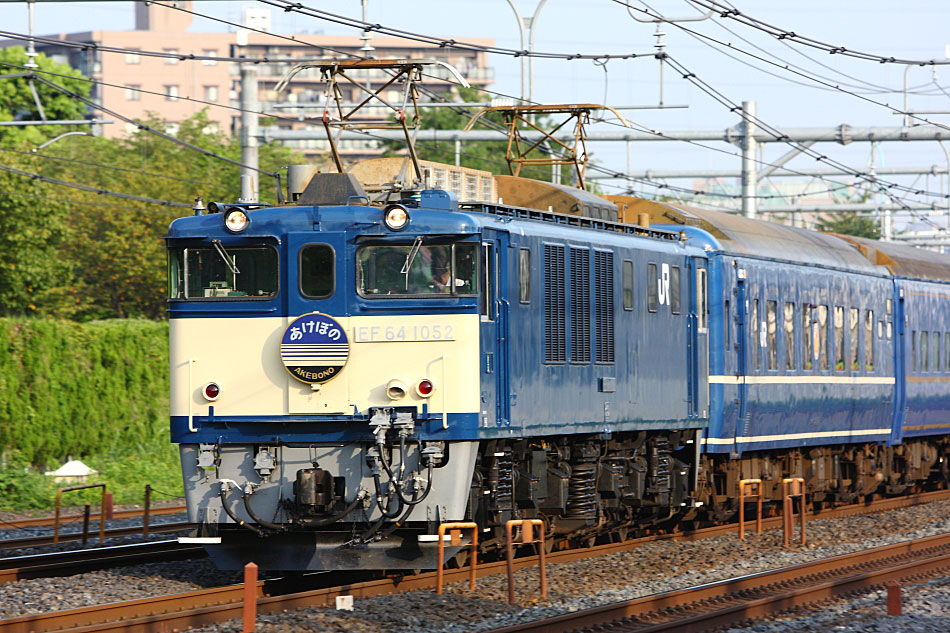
[
  {"left": 386, "top": 378, "right": 408, "bottom": 400},
  {"left": 384, "top": 205, "right": 409, "bottom": 230},
  {"left": 224, "top": 208, "right": 249, "bottom": 233}
]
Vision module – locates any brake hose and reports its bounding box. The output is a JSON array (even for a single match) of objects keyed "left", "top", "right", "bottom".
[{"left": 219, "top": 485, "right": 267, "bottom": 537}]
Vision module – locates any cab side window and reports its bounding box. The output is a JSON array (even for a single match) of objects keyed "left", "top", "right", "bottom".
[{"left": 300, "top": 244, "right": 334, "bottom": 298}]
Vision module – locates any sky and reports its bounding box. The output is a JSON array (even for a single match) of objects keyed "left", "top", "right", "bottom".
[{"left": 5, "top": 0, "right": 950, "bottom": 222}]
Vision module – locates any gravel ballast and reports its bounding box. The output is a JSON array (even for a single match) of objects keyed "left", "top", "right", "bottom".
[{"left": 2, "top": 499, "right": 950, "bottom": 631}]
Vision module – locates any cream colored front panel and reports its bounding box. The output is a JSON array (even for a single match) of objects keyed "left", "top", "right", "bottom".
[{"left": 170, "top": 313, "right": 480, "bottom": 418}]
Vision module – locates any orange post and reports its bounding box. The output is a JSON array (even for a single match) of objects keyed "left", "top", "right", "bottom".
[
  {"left": 53, "top": 483, "right": 107, "bottom": 545},
  {"left": 886, "top": 580, "right": 902, "bottom": 616},
  {"left": 103, "top": 492, "right": 114, "bottom": 520},
  {"left": 782, "top": 477, "right": 806, "bottom": 547},
  {"left": 505, "top": 519, "right": 547, "bottom": 604},
  {"left": 738, "top": 478, "right": 763, "bottom": 539},
  {"left": 242, "top": 562, "right": 258, "bottom": 633},
  {"left": 435, "top": 522, "right": 478, "bottom": 595}
]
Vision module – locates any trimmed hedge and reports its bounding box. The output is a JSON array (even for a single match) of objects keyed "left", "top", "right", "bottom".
[{"left": 0, "top": 318, "right": 169, "bottom": 468}]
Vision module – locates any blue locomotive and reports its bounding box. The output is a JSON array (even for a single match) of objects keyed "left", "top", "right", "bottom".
[{"left": 167, "top": 162, "right": 950, "bottom": 571}]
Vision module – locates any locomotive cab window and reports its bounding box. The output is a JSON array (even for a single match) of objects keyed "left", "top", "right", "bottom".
[
  {"left": 168, "top": 245, "right": 277, "bottom": 300},
  {"left": 299, "top": 244, "right": 334, "bottom": 299},
  {"left": 356, "top": 241, "right": 478, "bottom": 298}
]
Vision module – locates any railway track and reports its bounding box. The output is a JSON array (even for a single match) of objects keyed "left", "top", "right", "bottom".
[
  {"left": 0, "top": 505, "right": 186, "bottom": 531},
  {"left": 1, "top": 488, "right": 947, "bottom": 633},
  {"left": 0, "top": 521, "right": 195, "bottom": 551},
  {"left": 0, "top": 540, "right": 205, "bottom": 585},
  {"left": 486, "top": 532, "right": 950, "bottom": 633}
]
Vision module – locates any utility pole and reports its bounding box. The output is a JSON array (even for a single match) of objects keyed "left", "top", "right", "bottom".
[
  {"left": 240, "top": 64, "right": 259, "bottom": 203},
  {"left": 740, "top": 100, "right": 757, "bottom": 219}
]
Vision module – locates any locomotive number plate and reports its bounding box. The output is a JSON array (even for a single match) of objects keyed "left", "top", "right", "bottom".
[{"left": 353, "top": 324, "right": 456, "bottom": 343}]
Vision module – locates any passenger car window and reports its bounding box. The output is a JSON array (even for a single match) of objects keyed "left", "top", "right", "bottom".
[
  {"left": 818, "top": 305, "right": 829, "bottom": 370},
  {"left": 834, "top": 306, "right": 844, "bottom": 371},
  {"left": 849, "top": 308, "right": 859, "bottom": 371},
  {"left": 752, "top": 299, "right": 760, "bottom": 371},
  {"left": 299, "top": 244, "right": 334, "bottom": 298},
  {"left": 766, "top": 300, "right": 777, "bottom": 370},
  {"left": 784, "top": 302, "right": 795, "bottom": 370},
  {"left": 865, "top": 310, "right": 874, "bottom": 371},
  {"left": 803, "top": 304, "right": 813, "bottom": 370}
]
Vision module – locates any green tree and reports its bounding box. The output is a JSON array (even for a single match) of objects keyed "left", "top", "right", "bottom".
[
  {"left": 0, "top": 46, "right": 91, "bottom": 146},
  {"left": 0, "top": 164, "right": 74, "bottom": 316},
  {"left": 817, "top": 212, "right": 882, "bottom": 240}
]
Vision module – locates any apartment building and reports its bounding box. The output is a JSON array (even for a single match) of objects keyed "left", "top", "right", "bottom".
[{"left": 10, "top": 2, "right": 494, "bottom": 157}]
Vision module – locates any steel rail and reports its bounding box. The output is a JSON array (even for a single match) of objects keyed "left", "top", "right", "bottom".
[
  {"left": 1, "top": 489, "right": 948, "bottom": 633},
  {"left": 484, "top": 533, "right": 950, "bottom": 633},
  {"left": 0, "top": 522, "right": 195, "bottom": 551},
  {"left": 0, "top": 541, "right": 205, "bottom": 585},
  {"left": 0, "top": 505, "right": 186, "bottom": 530}
]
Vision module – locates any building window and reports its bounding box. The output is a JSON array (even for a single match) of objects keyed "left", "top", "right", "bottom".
[
  {"left": 164, "top": 49, "right": 179, "bottom": 65},
  {"left": 165, "top": 85, "right": 179, "bottom": 102},
  {"left": 125, "top": 49, "right": 141, "bottom": 64},
  {"left": 125, "top": 85, "right": 141, "bottom": 101},
  {"left": 203, "top": 85, "right": 219, "bottom": 102},
  {"left": 202, "top": 50, "right": 218, "bottom": 66}
]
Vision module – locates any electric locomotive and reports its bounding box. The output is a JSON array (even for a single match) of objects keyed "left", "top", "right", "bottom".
[{"left": 168, "top": 168, "right": 710, "bottom": 570}]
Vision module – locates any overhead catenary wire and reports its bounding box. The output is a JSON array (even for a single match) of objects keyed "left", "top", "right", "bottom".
[
  {"left": 0, "top": 187, "right": 182, "bottom": 213},
  {"left": 254, "top": 0, "right": 651, "bottom": 61},
  {"left": 5, "top": 5, "right": 941, "bottom": 219},
  {"left": 0, "top": 162, "right": 191, "bottom": 208},
  {"left": 0, "top": 146, "right": 240, "bottom": 192},
  {"left": 684, "top": 0, "right": 950, "bottom": 67},
  {"left": 709, "top": 0, "right": 950, "bottom": 96}
]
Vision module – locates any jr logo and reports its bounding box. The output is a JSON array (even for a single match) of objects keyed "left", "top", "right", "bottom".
[{"left": 657, "top": 263, "right": 671, "bottom": 306}]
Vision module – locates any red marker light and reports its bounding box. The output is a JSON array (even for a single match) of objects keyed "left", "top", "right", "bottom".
[
  {"left": 416, "top": 379, "right": 434, "bottom": 397},
  {"left": 203, "top": 382, "right": 220, "bottom": 401}
]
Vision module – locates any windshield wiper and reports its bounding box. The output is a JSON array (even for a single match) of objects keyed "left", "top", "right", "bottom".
[
  {"left": 400, "top": 236, "right": 424, "bottom": 290},
  {"left": 211, "top": 239, "right": 240, "bottom": 275}
]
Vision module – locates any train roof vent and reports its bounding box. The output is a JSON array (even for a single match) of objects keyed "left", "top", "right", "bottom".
[{"left": 296, "top": 173, "right": 368, "bottom": 207}]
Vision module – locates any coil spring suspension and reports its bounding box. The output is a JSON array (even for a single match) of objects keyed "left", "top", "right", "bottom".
[
  {"left": 649, "top": 436, "right": 672, "bottom": 493},
  {"left": 493, "top": 451, "right": 514, "bottom": 512},
  {"left": 566, "top": 457, "right": 598, "bottom": 519}
]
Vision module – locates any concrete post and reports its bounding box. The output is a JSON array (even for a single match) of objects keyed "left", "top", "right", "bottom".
[
  {"left": 240, "top": 64, "right": 260, "bottom": 203},
  {"left": 741, "top": 100, "right": 757, "bottom": 219}
]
